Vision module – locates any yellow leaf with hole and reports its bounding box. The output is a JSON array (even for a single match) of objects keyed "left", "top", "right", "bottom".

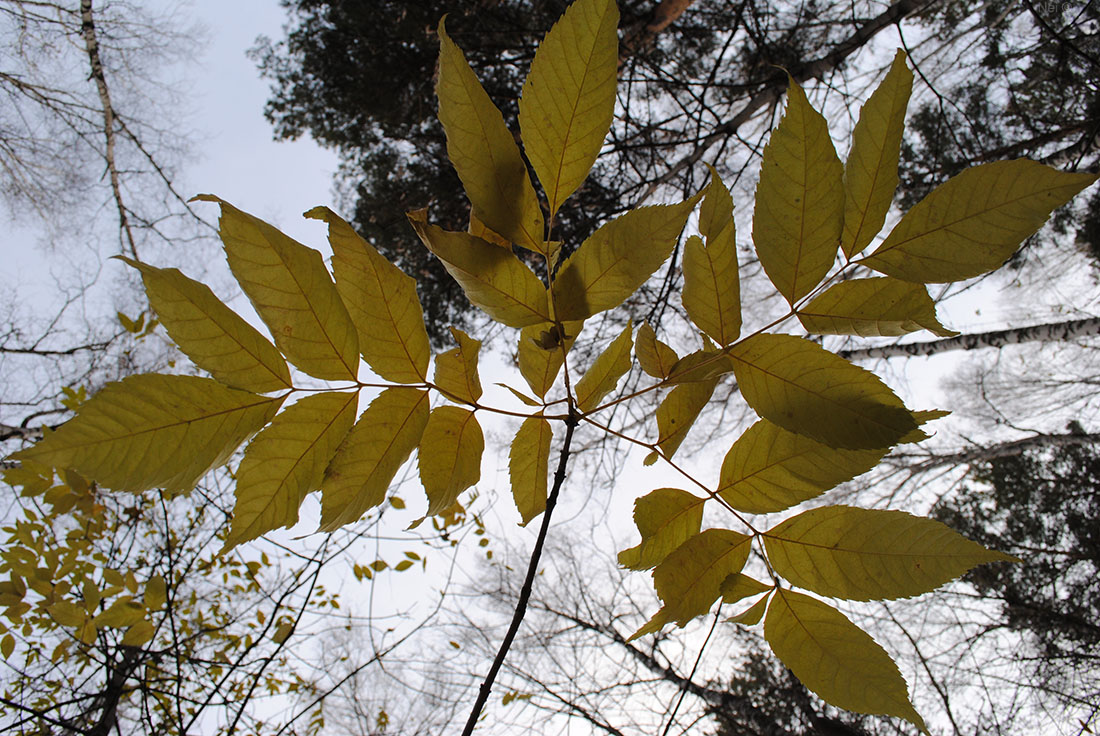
[
  {"left": 729, "top": 335, "right": 917, "bottom": 450},
  {"left": 656, "top": 378, "right": 717, "bottom": 459},
  {"left": 509, "top": 416, "right": 553, "bottom": 525},
  {"left": 574, "top": 321, "right": 633, "bottom": 412},
  {"left": 320, "top": 389, "right": 428, "bottom": 532},
  {"left": 305, "top": 206, "right": 430, "bottom": 384},
  {"left": 519, "top": 0, "right": 618, "bottom": 216},
  {"left": 224, "top": 391, "right": 357, "bottom": 550},
  {"left": 517, "top": 321, "right": 582, "bottom": 398},
  {"left": 618, "top": 488, "right": 705, "bottom": 571},
  {"left": 649, "top": 529, "right": 752, "bottom": 629},
  {"left": 14, "top": 375, "right": 283, "bottom": 494},
  {"left": 797, "top": 277, "right": 956, "bottom": 337},
  {"left": 842, "top": 50, "right": 913, "bottom": 258},
  {"left": 117, "top": 258, "right": 291, "bottom": 393},
  {"left": 635, "top": 322, "right": 679, "bottom": 379},
  {"left": 752, "top": 78, "right": 843, "bottom": 304},
  {"left": 861, "top": 160, "right": 1097, "bottom": 282},
  {"left": 419, "top": 406, "right": 484, "bottom": 516},
  {"left": 765, "top": 589, "right": 926, "bottom": 730},
  {"left": 684, "top": 170, "right": 740, "bottom": 345},
  {"left": 437, "top": 19, "right": 545, "bottom": 252},
  {"left": 552, "top": 196, "right": 701, "bottom": 320},
  {"left": 195, "top": 195, "right": 359, "bottom": 381},
  {"left": 764, "top": 505, "right": 1018, "bottom": 601}
]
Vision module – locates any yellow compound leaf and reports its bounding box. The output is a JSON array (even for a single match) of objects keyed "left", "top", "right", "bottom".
[
  {"left": 320, "top": 388, "right": 429, "bottom": 532},
  {"left": 842, "top": 50, "right": 913, "bottom": 258},
  {"left": 635, "top": 322, "right": 679, "bottom": 379},
  {"left": 797, "top": 277, "right": 957, "bottom": 338},
  {"left": 436, "top": 19, "right": 545, "bottom": 253},
  {"left": 765, "top": 589, "right": 926, "bottom": 730},
  {"left": 509, "top": 416, "right": 553, "bottom": 526},
  {"left": 861, "top": 160, "right": 1098, "bottom": 282},
  {"left": 418, "top": 406, "right": 484, "bottom": 516},
  {"left": 618, "top": 488, "right": 705, "bottom": 571},
  {"left": 120, "top": 620, "right": 156, "bottom": 647},
  {"left": 656, "top": 378, "right": 717, "bottom": 459},
  {"left": 719, "top": 419, "right": 886, "bottom": 514},
  {"left": 729, "top": 334, "right": 917, "bottom": 450},
  {"left": 684, "top": 170, "right": 740, "bottom": 345},
  {"left": 518, "top": 0, "right": 618, "bottom": 217},
  {"left": 517, "top": 320, "right": 583, "bottom": 398},
  {"left": 574, "top": 321, "right": 633, "bottom": 413},
  {"left": 408, "top": 218, "right": 551, "bottom": 327},
  {"left": 224, "top": 391, "right": 358, "bottom": 551},
  {"left": 14, "top": 375, "right": 284, "bottom": 494},
  {"left": 764, "top": 505, "right": 1018, "bottom": 601},
  {"left": 552, "top": 196, "right": 702, "bottom": 321},
  {"left": 305, "top": 206, "right": 430, "bottom": 384},
  {"left": 434, "top": 327, "right": 483, "bottom": 404},
  {"left": 720, "top": 574, "right": 772, "bottom": 605},
  {"left": 752, "top": 78, "right": 843, "bottom": 304},
  {"left": 651, "top": 528, "right": 752, "bottom": 628},
  {"left": 194, "top": 195, "right": 360, "bottom": 381},
  {"left": 117, "top": 257, "right": 291, "bottom": 393},
  {"left": 143, "top": 575, "right": 167, "bottom": 612}
]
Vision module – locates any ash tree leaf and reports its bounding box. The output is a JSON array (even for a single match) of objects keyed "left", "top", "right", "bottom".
[
  {"left": 683, "top": 169, "right": 740, "bottom": 345},
  {"left": 117, "top": 258, "right": 291, "bottom": 393},
  {"left": 656, "top": 378, "right": 717, "bottom": 459},
  {"left": 120, "top": 620, "right": 155, "bottom": 647},
  {"left": 305, "top": 207, "right": 430, "bottom": 384},
  {"left": 665, "top": 348, "right": 734, "bottom": 385},
  {"left": 418, "top": 406, "right": 484, "bottom": 516},
  {"left": 727, "top": 594, "right": 770, "bottom": 626},
  {"left": 765, "top": 589, "right": 926, "bottom": 730},
  {"left": 752, "top": 77, "right": 843, "bottom": 304},
  {"left": 764, "top": 505, "right": 1018, "bottom": 601},
  {"left": 635, "top": 322, "right": 679, "bottom": 379},
  {"left": 14, "top": 375, "right": 284, "bottom": 494},
  {"left": 552, "top": 196, "right": 702, "bottom": 321},
  {"left": 434, "top": 327, "right": 483, "bottom": 404},
  {"left": 436, "top": 19, "right": 545, "bottom": 253},
  {"left": 618, "top": 488, "right": 705, "bottom": 571},
  {"left": 518, "top": 320, "right": 583, "bottom": 398},
  {"left": 509, "top": 416, "right": 553, "bottom": 525},
  {"left": 468, "top": 211, "right": 511, "bottom": 248},
  {"left": 719, "top": 419, "right": 887, "bottom": 514},
  {"left": 860, "top": 160, "right": 1098, "bottom": 282},
  {"left": 408, "top": 218, "right": 551, "bottom": 328},
  {"left": 797, "top": 277, "right": 957, "bottom": 338},
  {"left": 224, "top": 391, "right": 358, "bottom": 551},
  {"left": 842, "top": 50, "right": 913, "bottom": 258},
  {"left": 574, "top": 321, "right": 633, "bottom": 413},
  {"left": 320, "top": 388, "right": 429, "bottom": 532},
  {"left": 194, "top": 195, "right": 360, "bottom": 382},
  {"left": 720, "top": 574, "right": 772, "bottom": 605},
  {"left": 729, "top": 334, "right": 918, "bottom": 450},
  {"left": 519, "top": 0, "right": 618, "bottom": 217}
]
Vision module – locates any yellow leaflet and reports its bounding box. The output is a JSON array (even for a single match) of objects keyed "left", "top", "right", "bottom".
[
  {"left": 861, "top": 160, "right": 1097, "bottom": 282},
  {"left": 509, "top": 416, "right": 553, "bottom": 526},
  {"left": 143, "top": 575, "right": 167, "bottom": 612},
  {"left": 194, "top": 195, "right": 359, "bottom": 381},
  {"left": 729, "top": 334, "right": 917, "bottom": 450},
  {"left": 418, "top": 406, "right": 484, "bottom": 516},
  {"left": 765, "top": 589, "right": 926, "bottom": 730},
  {"left": 719, "top": 419, "right": 886, "bottom": 514},
  {"left": 720, "top": 574, "right": 772, "bottom": 604},
  {"left": 518, "top": 320, "right": 583, "bottom": 398},
  {"left": 117, "top": 258, "right": 291, "bottom": 393},
  {"left": 684, "top": 170, "right": 740, "bottom": 345},
  {"left": 436, "top": 20, "right": 545, "bottom": 253},
  {"left": 842, "top": 50, "right": 913, "bottom": 258},
  {"left": 618, "top": 488, "right": 705, "bottom": 571},
  {"left": 14, "top": 375, "right": 284, "bottom": 494},
  {"left": 224, "top": 391, "right": 358, "bottom": 551},
  {"left": 305, "top": 207, "right": 430, "bottom": 384},
  {"left": 1, "top": 634, "right": 13, "bottom": 659},
  {"left": 120, "top": 620, "right": 155, "bottom": 647},
  {"left": 727, "top": 595, "right": 769, "bottom": 626},
  {"left": 651, "top": 528, "right": 752, "bottom": 628},
  {"left": 320, "top": 388, "right": 429, "bottom": 532},
  {"left": 665, "top": 348, "right": 734, "bottom": 385},
  {"left": 656, "top": 378, "right": 717, "bottom": 459},
  {"left": 434, "top": 327, "right": 483, "bottom": 404},
  {"left": 552, "top": 196, "right": 702, "bottom": 321},
  {"left": 94, "top": 598, "right": 145, "bottom": 628},
  {"left": 518, "top": 0, "right": 618, "bottom": 216},
  {"left": 764, "top": 505, "right": 1017, "bottom": 601},
  {"left": 752, "top": 78, "right": 843, "bottom": 304},
  {"left": 47, "top": 600, "right": 86, "bottom": 627},
  {"left": 408, "top": 218, "right": 551, "bottom": 328},
  {"left": 634, "top": 322, "right": 679, "bottom": 379},
  {"left": 574, "top": 321, "right": 633, "bottom": 413},
  {"left": 797, "top": 277, "right": 957, "bottom": 338},
  {"left": 469, "top": 211, "right": 511, "bottom": 248}
]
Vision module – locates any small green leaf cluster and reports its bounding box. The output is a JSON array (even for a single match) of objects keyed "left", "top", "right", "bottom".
[{"left": 6, "top": 0, "right": 1095, "bottom": 730}]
